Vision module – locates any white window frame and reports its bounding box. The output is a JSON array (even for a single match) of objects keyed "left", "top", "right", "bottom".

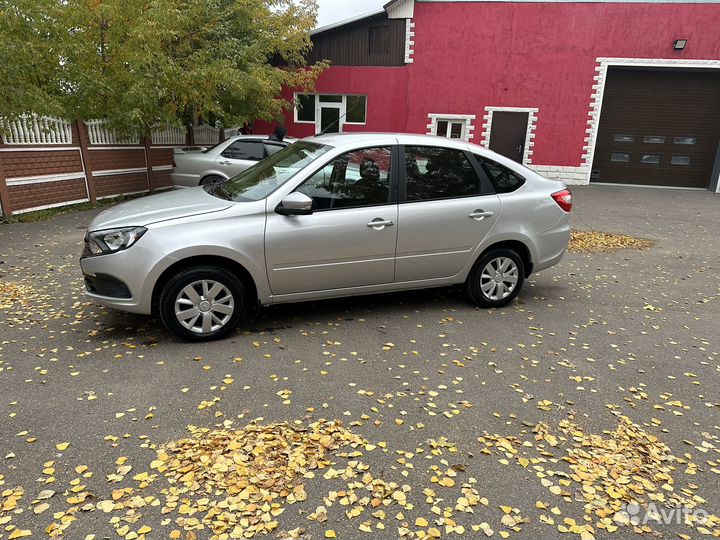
[
  {"left": 293, "top": 93, "right": 368, "bottom": 129},
  {"left": 293, "top": 92, "right": 317, "bottom": 124},
  {"left": 426, "top": 113, "right": 476, "bottom": 142}
]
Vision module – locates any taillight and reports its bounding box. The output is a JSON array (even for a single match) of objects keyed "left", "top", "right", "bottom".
[{"left": 551, "top": 189, "right": 572, "bottom": 212}]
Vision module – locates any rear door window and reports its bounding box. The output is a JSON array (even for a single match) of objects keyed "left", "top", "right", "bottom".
[
  {"left": 221, "top": 140, "right": 266, "bottom": 161},
  {"left": 265, "top": 143, "right": 286, "bottom": 156},
  {"left": 474, "top": 156, "right": 526, "bottom": 193},
  {"left": 404, "top": 146, "right": 480, "bottom": 201}
]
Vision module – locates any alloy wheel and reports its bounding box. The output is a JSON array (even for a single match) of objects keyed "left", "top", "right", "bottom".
[
  {"left": 480, "top": 257, "right": 519, "bottom": 301},
  {"left": 174, "top": 279, "right": 235, "bottom": 334}
]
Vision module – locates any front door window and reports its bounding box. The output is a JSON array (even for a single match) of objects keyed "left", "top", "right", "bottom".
[{"left": 297, "top": 147, "right": 392, "bottom": 209}]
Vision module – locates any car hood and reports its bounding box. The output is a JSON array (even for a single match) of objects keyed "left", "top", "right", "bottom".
[{"left": 89, "top": 188, "right": 232, "bottom": 231}]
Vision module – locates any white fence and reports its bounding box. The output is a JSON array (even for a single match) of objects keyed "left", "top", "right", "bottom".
[
  {"left": 193, "top": 125, "right": 220, "bottom": 145},
  {"left": 224, "top": 127, "right": 239, "bottom": 140},
  {"left": 152, "top": 125, "right": 186, "bottom": 145},
  {"left": 0, "top": 115, "right": 74, "bottom": 145},
  {"left": 86, "top": 119, "right": 140, "bottom": 145}
]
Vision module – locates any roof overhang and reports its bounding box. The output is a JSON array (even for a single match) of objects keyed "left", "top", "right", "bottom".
[
  {"left": 311, "top": 8, "right": 386, "bottom": 35},
  {"left": 313, "top": 0, "right": 720, "bottom": 35}
]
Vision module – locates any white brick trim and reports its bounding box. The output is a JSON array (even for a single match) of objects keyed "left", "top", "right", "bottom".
[
  {"left": 92, "top": 167, "right": 147, "bottom": 177},
  {"left": 404, "top": 19, "right": 415, "bottom": 63},
  {"left": 583, "top": 57, "right": 720, "bottom": 188},
  {"left": 5, "top": 172, "right": 86, "bottom": 186},
  {"left": 529, "top": 165, "right": 591, "bottom": 186},
  {"left": 426, "top": 113, "right": 476, "bottom": 142},
  {"left": 88, "top": 146, "right": 145, "bottom": 151},
  {"left": 481, "top": 106, "right": 538, "bottom": 166},
  {"left": 0, "top": 147, "right": 81, "bottom": 152},
  {"left": 13, "top": 198, "right": 90, "bottom": 215},
  {"left": 97, "top": 190, "right": 148, "bottom": 201}
]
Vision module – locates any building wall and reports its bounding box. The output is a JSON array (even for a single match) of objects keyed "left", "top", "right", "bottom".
[
  {"left": 256, "top": 67, "right": 411, "bottom": 138},
  {"left": 272, "top": 1, "right": 720, "bottom": 185},
  {"left": 409, "top": 2, "right": 720, "bottom": 170}
]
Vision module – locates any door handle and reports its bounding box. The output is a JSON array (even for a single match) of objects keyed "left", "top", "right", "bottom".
[
  {"left": 469, "top": 210, "right": 494, "bottom": 220},
  {"left": 219, "top": 160, "right": 231, "bottom": 166},
  {"left": 367, "top": 218, "right": 395, "bottom": 229}
]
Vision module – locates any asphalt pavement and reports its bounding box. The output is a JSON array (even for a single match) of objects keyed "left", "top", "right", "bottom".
[{"left": 0, "top": 184, "right": 718, "bottom": 540}]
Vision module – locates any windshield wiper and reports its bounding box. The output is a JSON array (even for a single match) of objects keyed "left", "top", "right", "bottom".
[{"left": 211, "top": 182, "right": 233, "bottom": 200}]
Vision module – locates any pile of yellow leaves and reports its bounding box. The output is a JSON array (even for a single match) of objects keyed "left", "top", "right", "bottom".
[
  {"left": 478, "top": 416, "right": 720, "bottom": 538},
  {"left": 0, "top": 281, "right": 36, "bottom": 310},
  {"left": 569, "top": 231, "right": 654, "bottom": 254},
  {"left": 150, "top": 420, "right": 367, "bottom": 538}
]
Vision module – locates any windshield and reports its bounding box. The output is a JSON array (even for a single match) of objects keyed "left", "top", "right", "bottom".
[{"left": 208, "top": 141, "right": 331, "bottom": 202}]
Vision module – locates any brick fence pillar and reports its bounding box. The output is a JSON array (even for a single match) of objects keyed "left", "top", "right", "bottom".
[
  {"left": 143, "top": 132, "right": 155, "bottom": 193},
  {"left": 75, "top": 120, "right": 97, "bottom": 204},
  {"left": 0, "top": 154, "right": 11, "bottom": 218}
]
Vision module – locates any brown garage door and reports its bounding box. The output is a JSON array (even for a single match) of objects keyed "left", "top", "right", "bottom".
[{"left": 591, "top": 68, "right": 720, "bottom": 189}]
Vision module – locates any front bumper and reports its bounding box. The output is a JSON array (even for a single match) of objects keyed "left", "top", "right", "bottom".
[{"left": 80, "top": 246, "right": 171, "bottom": 315}]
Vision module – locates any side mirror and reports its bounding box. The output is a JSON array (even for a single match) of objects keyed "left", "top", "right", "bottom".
[{"left": 275, "top": 192, "right": 313, "bottom": 216}]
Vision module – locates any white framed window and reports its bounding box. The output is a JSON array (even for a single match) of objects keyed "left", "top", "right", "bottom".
[
  {"left": 293, "top": 93, "right": 367, "bottom": 126},
  {"left": 435, "top": 120, "right": 466, "bottom": 139},
  {"left": 426, "top": 114, "right": 476, "bottom": 142},
  {"left": 294, "top": 94, "right": 316, "bottom": 123}
]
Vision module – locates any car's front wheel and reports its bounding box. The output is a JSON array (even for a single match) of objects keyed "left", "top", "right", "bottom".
[
  {"left": 466, "top": 248, "right": 525, "bottom": 308},
  {"left": 200, "top": 175, "right": 225, "bottom": 187},
  {"left": 159, "top": 266, "right": 245, "bottom": 341}
]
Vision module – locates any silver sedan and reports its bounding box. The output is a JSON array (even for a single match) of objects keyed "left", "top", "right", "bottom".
[
  {"left": 81, "top": 133, "right": 572, "bottom": 341},
  {"left": 170, "top": 135, "right": 290, "bottom": 188}
]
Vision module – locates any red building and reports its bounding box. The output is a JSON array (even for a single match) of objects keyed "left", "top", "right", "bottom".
[{"left": 259, "top": 0, "right": 720, "bottom": 192}]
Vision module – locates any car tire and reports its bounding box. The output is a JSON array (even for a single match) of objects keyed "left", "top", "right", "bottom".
[
  {"left": 466, "top": 248, "right": 525, "bottom": 308},
  {"left": 159, "top": 266, "right": 245, "bottom": 341},
  {"left": 200, "top": 175, "right": 224, "bottom": 187}
]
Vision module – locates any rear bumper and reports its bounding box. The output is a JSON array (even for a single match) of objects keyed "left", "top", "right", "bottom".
[
  {"left": 170, "top": 171, "right": 201, "bottom": 188},
  {"left": 533, "top": 219, "right": 571, "bottom": 273}
]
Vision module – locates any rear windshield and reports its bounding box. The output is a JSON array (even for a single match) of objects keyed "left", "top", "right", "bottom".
[{"left": 208, "top": 141, "right": 331, "bottom": 202}]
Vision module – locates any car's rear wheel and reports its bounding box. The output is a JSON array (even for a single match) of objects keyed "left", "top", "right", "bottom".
[
  {"left": 200, "top": 175, "right": 224, "bottom": 187},
  {"left": 159, "top": 266, "right": 245, "bottom": 341},
  {"left": 466, "top": 248, "right": 525, "bottom": 308}
]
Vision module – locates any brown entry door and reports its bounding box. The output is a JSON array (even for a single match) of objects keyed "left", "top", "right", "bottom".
[
  {"left": 489, "top": 111, "right": 528, "bottom": 163},
  {"left": 592, "top": 68, "right": 720, "bottom": 189}
]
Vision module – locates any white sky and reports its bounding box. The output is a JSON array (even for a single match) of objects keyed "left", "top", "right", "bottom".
[{"left": 316, "top": 0, "right": 387, "bottom": 27}]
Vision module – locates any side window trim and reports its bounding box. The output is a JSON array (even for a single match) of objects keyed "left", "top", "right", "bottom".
[
  {"left": 397, "top": 144, "right": 408, "bottom": 203},
  {"left": 465, "top": 151, "right": 496, "bottom": 195},
  {"left": 292, "top": 145, "right": 399, "bottom": 212}
]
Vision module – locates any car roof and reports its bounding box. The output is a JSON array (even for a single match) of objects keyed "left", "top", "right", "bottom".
[
  {"left": 302, "top": 132, "right": 474, "bottom": 151},
  {"left": 224, "top": 135, "right": 291, "bottom": 145}
]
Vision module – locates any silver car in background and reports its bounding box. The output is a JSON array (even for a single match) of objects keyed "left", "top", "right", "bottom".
[
  {"left": 171, "top": 135, "right": 290, "bottom": 188},
  {"left": 81, "top": 133, "right": 572, "bottom": 341}
]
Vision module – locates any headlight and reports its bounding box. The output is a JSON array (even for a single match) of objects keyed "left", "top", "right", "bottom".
[{"left": 83, "top": 227, "right": 147, "bottom": 257}]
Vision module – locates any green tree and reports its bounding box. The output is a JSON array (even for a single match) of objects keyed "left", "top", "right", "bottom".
[{"left": 0, "top": 0, "right": 325, "bottom": 131}]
